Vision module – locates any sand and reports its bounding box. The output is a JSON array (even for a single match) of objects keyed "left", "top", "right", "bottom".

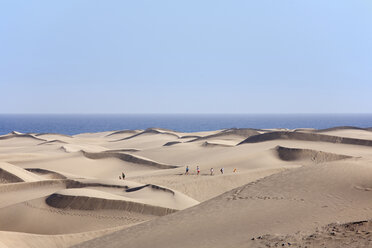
[{"left": 1, "top": 127, "right": 372, "bottom": 247}]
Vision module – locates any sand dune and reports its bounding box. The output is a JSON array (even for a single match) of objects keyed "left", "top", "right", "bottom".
[
  {"left": 73, "top": 159, "right": 372, "bottom": 248},
  {"left": 104, "top": 130, "right": 181, "bottom": 150},
  {"left": 25, "top": 168, "right": 67, "bottom": 179},
  {"left": 250, "top": 219, "right": 372, "bottom": 247},
  {"left": 65, "top": 178, "right": 139, "bottom": 190},
  {"left": 201, "top": 141, "right": 234, "bottom": 147},
  {"left": 0, "top": 196, "right": 152, "bottom": 234},
  {"left": 114, "top": 128, "right": 180, "bottom": 141},
  {"left": 38, "top": 140, "right": 68, "bottom": 145},
  {"left": 46, "top": 188, "right": 178, "bottom": 216},
  {"left": 0, "top": 177, "right": 195, "bottom": 235},
  {"left": 316, "top": 126, "right": 370, "bottom": 132},
  {"left": 0, "top": 166, "right": 24, "bottom": 183},
  {"left": 0, "top": 132, "right": 47, "bottom": 142},
  {"left": 81, "top": 151, "right": 178, "bottom": 169},
  {"left": 2, "top": 127, "right": 372, "bottom": 247},
  {"left": 12, "top": 152, "right": 158, "bottom": 179},
  {"left": 104, "top": 148, "right": 140, "bottom": 152},
  {"left": 0, "top": 136, "right": 45, "bottom": 147},
  {"left": 188, "top": 128, "right": 260, "bottom": 142},
  {"left": 317, "top": 128, "right": 372, "bottom": 140},
  {"left": 105, "top": 130, "right": 141, "bottom": 137},
  {"left": 179, "top": 135, "right": 202, "bottom": 139},
  {"left": 35, "top": 133, "right": 73, "bottom": 138},
  {"left": 0, "top": 227, "right": 124, "bottom": 248},
  {"left": 63, "top": 179, "right": 199, "bottom": 210},
  {"left": 163, "top": 141, "right": 182, "bottom": 146},
  {"left": 238, "top": 130, "right": 372, "bottom": 147},
  {"left": 0, "top": 180, "right": 67, "bottom": 209},
  {"left": 61, "top": 144, "right": 107, "bottom": 153},
  {"left": 274, "top": 145, "right": 353, "bottom": 163},
  {"left": 0, "top": 162, "right": 43, "bottom": 183}
]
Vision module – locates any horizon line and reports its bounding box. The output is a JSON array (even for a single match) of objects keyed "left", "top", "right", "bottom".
[
  {"left": 1, "top": 113, "right": 372, "bottom": 115},
  {"left": 0, "top": 112, "right": 372, "bottom": 115}
]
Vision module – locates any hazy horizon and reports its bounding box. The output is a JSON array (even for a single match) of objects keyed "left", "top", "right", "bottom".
[{"left": 2, "top": 113, "right": 372, "bottom": 115}]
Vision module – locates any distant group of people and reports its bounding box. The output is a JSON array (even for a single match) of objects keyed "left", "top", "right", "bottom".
[
  {"left": 119, "top": 166, "right": 237, "bottom": 179},
  {"left": 119, "top": 171, "right": 125, "bottom": 180},
  {"left": 185, "top": 166, "right": 236, "bottom": 176}
]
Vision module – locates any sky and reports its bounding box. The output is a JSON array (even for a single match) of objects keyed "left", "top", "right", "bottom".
[{"left": 0, "top": 0, "right": 371, "bottom": 114}]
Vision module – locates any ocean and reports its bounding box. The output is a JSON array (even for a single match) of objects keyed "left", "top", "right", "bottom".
[{"left": 0, "top": 114, "right": 372, "bottom": 135}]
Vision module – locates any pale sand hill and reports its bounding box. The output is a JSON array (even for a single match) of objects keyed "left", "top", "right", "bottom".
[
  {"left": 74, "top": 160, "right": 372, "bottom": 248},
  {"left": 0, "top": 127, "right": 372, "bottom": 247},
  {"left": 0, "top": 226, "right": 125, "bottom": 248},
  {"left": 0, "top": 162, "right": 44, "bottom": 183}
]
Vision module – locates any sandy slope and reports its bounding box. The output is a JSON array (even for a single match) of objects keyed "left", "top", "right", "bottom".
[
  {"left": 0, "top": 127, "right": 372, "bottom": 247},
  {"left": 74, "top": 160, "right": 372, "bottom": 248}
]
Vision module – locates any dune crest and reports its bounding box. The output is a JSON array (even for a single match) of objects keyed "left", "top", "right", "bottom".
[
  {"left": 105, "top": 130, "right": 141, "bottom": 137},
  {"left": 188, "top": 128, "right": 260, "bottom": 142},
  {"left": 81, "top": 151, "right": 178, "bottom": 169},
  {"left": 0, "top": 162, "right": 43, "bottom": 183},
  {"left": 0, "top": 132, "right": 47, "bottom": 142},
  {"left": 274, "top": 146, "right": 353, "bottom": 163},
  {"left": 201, "top": 141, "right": 233, "bottom": 148},
  {"left": 46, "top": 189, "right": 178, "bottom": 216},
  {"left": 113, "top": 128, "right": 180, "bottom": 142},
  {"left": 238, "top": 131, "right": 372, "bottom": 146},
  {"left": 39, "top": 140, "right": 68, "bottom": 145},
  {"left": 163, "top": 141, "right": 182, "bottom": 146}
]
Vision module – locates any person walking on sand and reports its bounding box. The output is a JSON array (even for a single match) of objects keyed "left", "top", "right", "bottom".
[
  {"left": 185, "top": 166, "right": 189, "bottom": 175},
  {"left": 233, "top": 168, "right": 237, "bottom": 173},
  {"left": 197, "top": 166, "right": 200, "bottom": 175},
  {"left": 210, "top": 167, "right": 214, "bottom": 176},
  {"left": 220, "top": 167, "right": 224, "bottom": 174},
  {"left": 122, "top": 172, "right": 125, "bottom": 180}
]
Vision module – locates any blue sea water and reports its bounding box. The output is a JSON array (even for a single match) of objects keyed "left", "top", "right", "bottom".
[{"left": 0, "top": 114, "right": 372, "bottom": 135}]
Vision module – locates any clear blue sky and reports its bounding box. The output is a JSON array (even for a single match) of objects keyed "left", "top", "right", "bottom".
[{"left": 0, "top": 0, "right": 371, "bottom": 114}]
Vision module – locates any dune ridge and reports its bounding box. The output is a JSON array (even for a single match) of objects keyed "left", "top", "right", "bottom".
[
  {"left": 315, "top": 126, "right": 372, "bottom": 132},
  {"left": 65, "top": 180, "right": 130, "bottom": 190},
  {"left": 0, "top": 180, "right": 66, "bottom": 193},
  {"left": 105, "top": 130, "right": 141, "bottom": 137},
  {"left": 81, "top": 151, "right": 178, "bottom": 169},
  {"left": 104, "top": 148, "right": 140, "bottom": 152},
  {"left": 125, "top": 183, "right": 175, "bottom": 195},
  {"left": 163, "top": 141, "right": 182, "bottom": 146},
  {"left": 112, "top": 128, "right": 180, "bottom": 142},
  {"left": 250, "top": 219, "right": 372, "bottom": 247},
  {"left": 238, "top": 131, "right": 372, "bottom": 146},
  {"left": 0, "top": 132, "right": 47, "bottom": 142},
  {"left": 38, "top": 140, "right": 68, "bottom": 145},
  {"left": 201, "top": 141, "right": 233, "bottom": 148},
  {"left": 35, "top": 133, "right": 73, "bottom": 138},
  {"left": 46, "top": 192, "right": 177, "bottom": 216},
  {"left": 0, "top": 226, "right": 125, "bottom": 248},
  {"left": 0, "top": 162, "right": 43, "bottom": 183},
  {"left": 188, "top": 128, "right": 260, "bottom": 142},
  {"left": 25, "top": 168, "right": 67, "bottom": 179},
  {"left": 0, "top": 168, "right": 23, "bottom": 183},
  {"left": 274, "top": 146, "right": 353, "bottom": 163}
]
